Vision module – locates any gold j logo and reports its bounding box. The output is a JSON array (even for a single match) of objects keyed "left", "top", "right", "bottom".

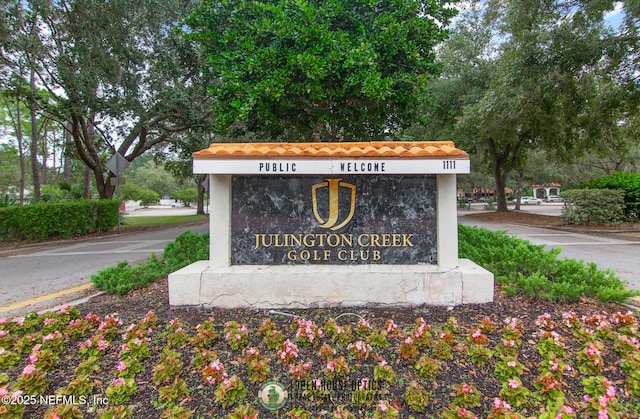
[{"left": 311, "top": 178, "right": 356, "bottom": 230}]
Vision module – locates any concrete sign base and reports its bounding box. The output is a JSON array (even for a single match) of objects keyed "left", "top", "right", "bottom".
[{"left": 168, "top": 259, "right": 493, "bottom": 309}]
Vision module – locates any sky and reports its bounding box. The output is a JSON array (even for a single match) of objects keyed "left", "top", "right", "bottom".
[{"left": 605, "top": 2, "right": 625, "bottom": 30}]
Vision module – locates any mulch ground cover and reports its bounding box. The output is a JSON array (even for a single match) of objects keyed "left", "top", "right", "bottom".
[{"left": 2, "top": 278, "right": 640, "bottom": 418}]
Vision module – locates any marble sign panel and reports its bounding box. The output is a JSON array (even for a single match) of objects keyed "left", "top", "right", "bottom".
[{"left": 231, "top": 175, "right": 437, "bottom": 265}]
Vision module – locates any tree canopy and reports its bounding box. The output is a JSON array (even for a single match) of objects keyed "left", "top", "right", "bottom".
[
  {"left": 1, "top": 0, "right": 215, "bottom": 199},
  {"left": 185, "top": 0, "right": 458, "bottom": 142},
  {"left": 418, "top": 0, "right": 640, "bottom": 210}
]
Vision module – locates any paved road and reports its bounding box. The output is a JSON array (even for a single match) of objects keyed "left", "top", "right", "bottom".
[
  {"left": 1, "top": 204, "right": 638, "bottom": 316},
  {"left": 458, "top": 213, "right": 640, "bottom": 290},
  {"left": 0, "top": 222, "right": 208, "bottom": 316}
]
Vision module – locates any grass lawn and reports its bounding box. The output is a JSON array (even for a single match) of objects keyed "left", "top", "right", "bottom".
[{"left": 121, "top": 214, "right": 208, "bottom": 228}]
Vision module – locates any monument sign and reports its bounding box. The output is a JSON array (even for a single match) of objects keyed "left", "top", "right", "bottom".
[{"left": 169, "top": 141, "right": 494, "bottom": 308}]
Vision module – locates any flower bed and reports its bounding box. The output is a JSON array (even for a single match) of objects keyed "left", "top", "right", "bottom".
[{"left": 1, "top": 280, "right": 639, "bottom": 418}]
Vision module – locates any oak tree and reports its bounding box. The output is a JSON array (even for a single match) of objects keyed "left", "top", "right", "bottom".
[{"left": 185, "top": 0, "right": 457, "bottom": 142}]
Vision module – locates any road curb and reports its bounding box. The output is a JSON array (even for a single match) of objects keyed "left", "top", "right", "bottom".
[{"left": 0, "top": 283, "right": 94, "bottom": 314}]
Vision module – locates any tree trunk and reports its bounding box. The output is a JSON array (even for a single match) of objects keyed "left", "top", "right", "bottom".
[
  {"left": 514, "top": 170, "right": 524, "bottom": 211},
  {"left": 491, "top": 141, "right": 509, "bottom": 212},
  {"left": 489, "top": 137, "right": 524, "bottom": 212},
  {"left": 83, "top": 166, "right": 92, "bottom": 198},
  {"left": 493, "top": 170, "right": 509, "bottom": 211},
  {"left": 196, "top": 174, "right": 206, "bottom": 215},
  {"left": 63, "top": 121, "right": 72, "bottom": 182},
  {"left": 30, "top": 68, "right": 41, "bottom": 202},
  {"left": 83, "top": 121, "right": 94, "bottom": 198},
  {"left": 13, "top": 98, "right": 26, "bottom": 204},
  {"left": 40, "top": 126, "right": 47, "bottom": 185},
  {"left": 311, "top": 121, "right": 323, "bottom": 142}
]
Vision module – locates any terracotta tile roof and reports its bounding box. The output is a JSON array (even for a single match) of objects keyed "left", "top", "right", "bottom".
[{"left": 194, "top": 141, "right": 468, "bottom": 159}]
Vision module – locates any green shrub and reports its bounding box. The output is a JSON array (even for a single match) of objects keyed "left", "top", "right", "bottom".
[
  {"left": 139, "top": 190, "right": 160, "bottom": 207},
  {"left": 173, "top": 187, "right": 198, "bottom": 206},
  {"left": 458, "top": 224, "right": 637, "bottom": 303},
  {"left": 561, "top": 189, "right": 625, "bottom": 225},
  {"left": 91, "top": 257, "right": 168, "bottom": 295},
  {"left": 0, "top": 194, "right": 19, "bottom": 207},
  {"left": 581, "top": 171, "right": 640, "bottom": 220},
  {"left": 0, "top": 200, "right": 118, "bottom": 241},
  {"left": 163, "top": 230, "right": 210, "bottom": 271},
  {"left": 94, "top": 225, "right": 636, "bottom": 304},
  {"left": 91, "top": 230, "right": 209, "bottom": 295}
]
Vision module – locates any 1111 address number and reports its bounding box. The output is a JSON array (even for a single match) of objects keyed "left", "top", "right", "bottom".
[{"left": 442, "top": 160, "right": 456, "bottom": 170}]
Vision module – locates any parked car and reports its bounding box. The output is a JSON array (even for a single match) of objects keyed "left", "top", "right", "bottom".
[
  {"left": 544, "top": 195, "right": 564, "bottom": 203},
  {"left": 513, "top": 196, "right": 542, "bottom": 205}
]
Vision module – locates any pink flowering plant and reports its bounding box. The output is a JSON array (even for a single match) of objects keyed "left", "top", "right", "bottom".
[
  {"left": 202, "top": 358, "right": 227, "bottom": 385},
  {"left": 277, "top": 339, "right": 300, "bottom": 365},
  {"left": 486, "top": 398, "right": 526, "bottom": 419},
  {"left": 293, "top": 318, "right": 324, "bottom": 347},
  {"left": 441, "top": 404, "right": 480, "bottom": 419},
  {"left": 120, "top": 336, "right": 151, "bottom": 362},
  {"left": 432, "top": 333, "right": 454, "bottom": 360},
  {"left": 317, "top": 342, "right": 337, "bottom": 362},
  {"left": 347, "top": 340, "right": 372, "bottom": 360},
  {"left": 581, "top": 376, "right": 622, "bottom": 418},
  {"left": 105, "top": 377, "right": 137, "bottom": 404},
  {"left": 4, "top": 291, "right": 640, "bottom": 418},
  {"left": 493, "top": 355, "right": 526, "bottom": 381},
  {"left": 371, "top": 400, "right": 400, "bottom": 419},
  {"left": 77, "top": 334, "right": 110, "bottom": 358},
  {"left": 214, "top": 375, "right": 247, "bottom": 408},
  {"left": 192, "top": 317, "right": 219, "bottom": 348},
  {"left": 577, "top": 340, "right": 606, "bottom": 375},
  {"left": 373, "top": 359, "right": 397, "bottom": 385},
  {"left": 332, "top": 405, "right": 357, "bottom": 418},
  {"left": 259, "top": 318, "right": 285, "bottom": 350},
  {"left": 324, "top": 355, "right": 350, "bottom": 379},
  {"left": 451, "top": 382, "right": 482, "bottom": 408},
  {"left": 354, "top": 318, "right": 373, "bottom": 337},
  {"left": 410, "top": 316, "right": 433, "bottom": 348},
  {"left": 165, "top": 318, "right": 190, "bottom": 348},
  {"left": 97, "top": 314, "right": 123, "bottom": 339},
  {"left": 323, "top": 319, "right": 353, "bottom": 346},
  {"left": 502, "top": 316, "right": 525, "bottom": 343},
  {"left": 289, "top": 360, "right": 314, "bottom": 379},
  {"left": 241, "top": 347, "right": 271, "bottom": 383},
  {"left": 398, "top": 336, "right": 418, "bottom": 361},
  {"left": 498, "top": 377, "right": 532, "bottom": 409},
  {"left": 414, "top": 354, "right": 440, "bottom": 379},
  {"left": 15, "top": 363, "right": 48, "bottom": 395},
  {"left": 223, "top": 321, "right": 249, "bottom": 350}
]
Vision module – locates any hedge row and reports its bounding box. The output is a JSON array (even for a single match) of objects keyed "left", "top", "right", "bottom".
[
  {"left": 0, "top": 199, "right": 119, "bottom": 241},
  {"left": 562, "top": 189, "right": 625, "bottom": 225},
  {"left": 581, "top": 171, "right": 640, "bottom": 220}
]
